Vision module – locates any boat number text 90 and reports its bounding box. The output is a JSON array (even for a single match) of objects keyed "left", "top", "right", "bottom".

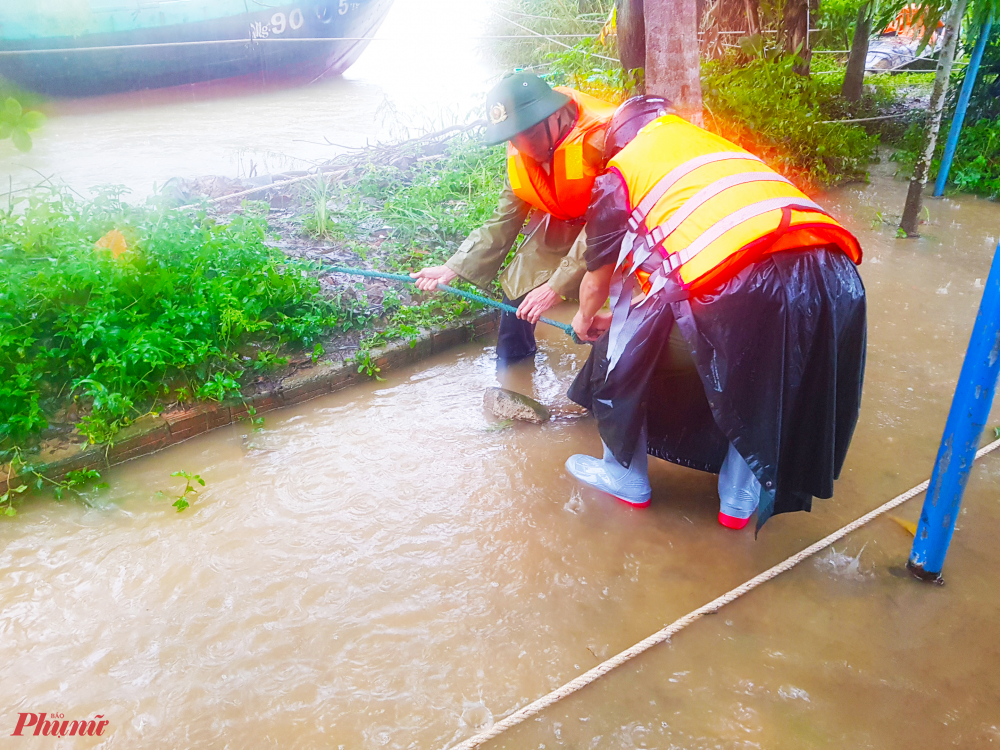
[{"left": 251, "top": 2, "right": 361, "bottom": 38}]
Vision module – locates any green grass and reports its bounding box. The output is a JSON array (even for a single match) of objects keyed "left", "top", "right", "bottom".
[
  {"left": 701, "top": 53, "right": 892, "bottom": 189},
  {"left": 318, "top": 134, "right": 506, "bottom": 361},
  {"left": 323, "top": 133, "right": 507, "bottom": 272},
  {"left": 0, "top": 186, "right": 367, "bottom": 452}
]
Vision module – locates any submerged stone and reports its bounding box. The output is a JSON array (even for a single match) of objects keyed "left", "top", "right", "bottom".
[{"left": 483, "top": 387, "right": 550, "bottom": 424}]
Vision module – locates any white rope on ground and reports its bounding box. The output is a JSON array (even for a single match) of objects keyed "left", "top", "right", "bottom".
[
  {"left": 506, "top": 11, "right": 604, "bottom": 23},
  {"left": 817, "top": 112, "right": 918, "bottom": 124},
  {"left": 448, "top": 437, "right": 1000, "bottom": 750}
]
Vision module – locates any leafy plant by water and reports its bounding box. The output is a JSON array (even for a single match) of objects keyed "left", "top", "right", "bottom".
[
  {"left": 0, "top": 97, "right": 44, "bottom": 152},
  {"left": 0, "top": 187, "right": 356, "bottom": 451},
  {"left": 1, "top": 458, "right": 107, "bottom": 516},
  {"left": 354, "top": 350, "right": 384, "bottom": 380},
  {"left": 170, "top": 470, "right": 204, "bottom": 512}
]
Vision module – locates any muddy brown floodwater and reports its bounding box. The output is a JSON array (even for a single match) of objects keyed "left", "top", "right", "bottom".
[{"left": 2, "top": 162, "right": 1000, "bottom": 748}]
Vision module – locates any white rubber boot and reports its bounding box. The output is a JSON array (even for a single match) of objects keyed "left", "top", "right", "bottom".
[
  {"left": 717, "top": 442, "right": 761, "bottom": 529},
  {"left": 566, "top": 428, "right": 652, "bottom": 507}
]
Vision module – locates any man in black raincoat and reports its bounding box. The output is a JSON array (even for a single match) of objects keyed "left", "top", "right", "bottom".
[{"left": 564, "top": 98, "right": 867, "bottom": 531}]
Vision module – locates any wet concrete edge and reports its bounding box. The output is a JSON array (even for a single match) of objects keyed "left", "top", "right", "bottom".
[{"left": 1, "top": 311, "right": 500, "bottom": 496}]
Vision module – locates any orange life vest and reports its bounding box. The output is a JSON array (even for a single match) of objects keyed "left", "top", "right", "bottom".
[
  {"left": 507, "top": 88, "right": 616, "bottom": 223},
  {"left": 608, "top": 115, "right": 862, "bottom": 295}
]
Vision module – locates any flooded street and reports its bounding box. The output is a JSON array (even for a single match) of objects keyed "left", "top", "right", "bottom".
[
  {"left": 3, "top": 0, "right": 1000, "bottom": 743},
  {"left": 2, "top": 159, "right": 999, "bottom": 747}
]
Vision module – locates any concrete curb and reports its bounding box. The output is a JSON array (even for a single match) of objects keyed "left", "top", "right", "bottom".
[{"left": 2, "top": 311, "right": 500, "bottom": 496}]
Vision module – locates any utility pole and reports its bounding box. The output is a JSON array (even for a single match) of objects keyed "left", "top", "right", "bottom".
[{"left": 908, "top": 241, "right": 1000, "bottom": 582}]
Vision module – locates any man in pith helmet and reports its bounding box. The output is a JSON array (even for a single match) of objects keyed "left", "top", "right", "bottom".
[
  {"left": 410, "top": 73, "right": 616, "bottom": 364},
  {"left": 564, "top": 97, "right": 867, "bottom": 532}
]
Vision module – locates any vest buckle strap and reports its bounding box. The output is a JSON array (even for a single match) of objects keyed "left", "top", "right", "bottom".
[
  {"left": 663, "top": 252, "right": 683, "bottom": 273},
  {"left": 631, "top": 235, "right": 655, "bottom": 271}
]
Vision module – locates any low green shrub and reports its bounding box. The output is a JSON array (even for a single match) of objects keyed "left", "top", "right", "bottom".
[
  {"left": 540, "top": 38, "right": 628, "bottom": 103},
  {"left": 893, "top": 117, "right": 1000, "bottom": 198},
  {"left": 702, "top": 53, "right": 885, "bottom": 188},
  {"left": 0, "top": 188, "right": 362, "bottom": 450}
]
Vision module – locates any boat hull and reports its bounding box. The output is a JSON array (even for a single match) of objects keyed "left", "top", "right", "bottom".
[{"left": 0, "top": 0, "right": 393, "bottom": 97}]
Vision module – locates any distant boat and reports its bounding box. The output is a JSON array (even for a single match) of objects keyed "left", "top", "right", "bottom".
[
  {"left": 0, "top": 0, "right": 394, "bottom": 97},
  {"left": 865, "top": 3, "right": 944, "bottom": 72}
]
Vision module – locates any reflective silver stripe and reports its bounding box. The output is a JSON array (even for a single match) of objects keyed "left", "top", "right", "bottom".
[
  {"left": 606, "top": 299, "right": 652, "bottom": 373},
  {"left": 604, "top": 270, "right": 637, "bottom": 378},
  {"left": 647, "top": 172, "right": 791, "bottom": 251},
  {"left": 614, "top": 229, "right": 637, "bottom": 271},
  {"left": 628, "top": 151, "right": 764, "bottom": 231},
  {"left": 676, "top": 198, "right": 827, "bottom": 269}
]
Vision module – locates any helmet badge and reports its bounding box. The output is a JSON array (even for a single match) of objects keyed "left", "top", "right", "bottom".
[{"left": 488, "top": 103, "right": 508, "bottom": 125}]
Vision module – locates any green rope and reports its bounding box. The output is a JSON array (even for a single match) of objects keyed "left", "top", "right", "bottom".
[{"left": 324, "top": 265, "right": 584, "bottom": 344}]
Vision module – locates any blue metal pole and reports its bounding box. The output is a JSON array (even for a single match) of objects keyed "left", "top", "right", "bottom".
[
  {"left": 908, "top": 241, "right": 1000, "bottom": 582},
  {"left": 934, "top": 17, "right": 994, "bottom": 197}
]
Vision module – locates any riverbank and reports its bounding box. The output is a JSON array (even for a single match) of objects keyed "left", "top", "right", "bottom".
[
  {"left": 1, "top": 126, "right": 511, "bottom": 510},
  {"left": 0, "top": 309, "right": 499, "bottom": 500}
]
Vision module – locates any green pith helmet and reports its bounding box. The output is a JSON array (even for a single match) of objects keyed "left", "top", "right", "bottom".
[{"left": 483, "top": 73, "right": 571, "bottom": 146}]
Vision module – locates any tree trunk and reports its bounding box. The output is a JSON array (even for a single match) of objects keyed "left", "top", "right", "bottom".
[
  {"left": 783, "top": 0, "right": 812, "bottom": 75},
  {"left": 745, "top": 0, "right": 760, "bottom": 35},
  {"left": 899, "top": 0, "right": 970, "bottom": 237},
  {"left": 617, "top": 0, "right": 646, "bottom": 94},
  {"left": 841, "top": 2, "right": 873, "bottom": 101},
  {"left": 644, "top": 0, "right": 703, "bottom": 124}
]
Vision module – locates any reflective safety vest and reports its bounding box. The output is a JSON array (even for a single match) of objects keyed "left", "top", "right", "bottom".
[
  {"left": 601, "top": 115, "right": 862, "bottom": 374},
  {"left": 507, "top": 88, "right": 616, "bottom": 223},
  {"left": 607, "top": 115, "right": 862, "bottom": 296}
]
